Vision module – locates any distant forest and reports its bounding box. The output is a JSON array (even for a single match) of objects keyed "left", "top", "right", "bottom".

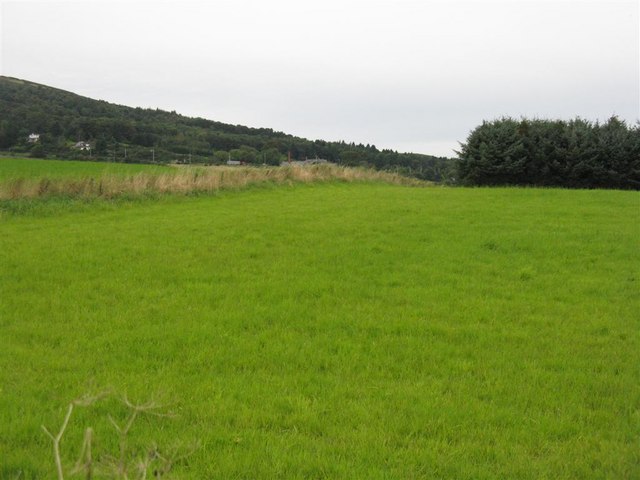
[
  {"left": 0, "top": 76, "right": 454, "bottom": 182},
  {"left": 457, "top": 117, "right": 640, "bottom": 189}
]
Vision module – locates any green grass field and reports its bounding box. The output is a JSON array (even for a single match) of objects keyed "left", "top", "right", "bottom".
[
  {"left": 0, "top": 159, "right": 639, "bottom": 478},
  {"left": 0, "top": 157, "right": 169, "bottom": 180}
]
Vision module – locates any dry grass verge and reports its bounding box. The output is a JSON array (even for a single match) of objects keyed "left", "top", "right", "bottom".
[{"left": 0, "top": 164, "right": 424, "bottom": 200}]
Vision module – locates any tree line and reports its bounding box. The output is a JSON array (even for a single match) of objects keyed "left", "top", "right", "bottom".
[
  {"left": 0, "top": 76, "right": 453, "bottom": 182},
  {"left": 456, "top": 117, "right": 640, "bottom": 189}
]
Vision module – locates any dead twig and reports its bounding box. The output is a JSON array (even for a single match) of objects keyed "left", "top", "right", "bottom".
[
  {"left": 41, "top": 391, "right": 110, "bottom": 480},
  {"left": 42, "top": 391, "right": 189, "bottom": 479}
]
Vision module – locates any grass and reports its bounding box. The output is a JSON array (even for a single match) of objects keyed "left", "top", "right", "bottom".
[
  {"left": 0, "top": 162, "right": 639, "bottom": 478},
  {"left": 0, "top": 157, "right": 421, "bottom": 203},
  {"left": 0, "top": 157, "right": 169, "bottom": 181}
]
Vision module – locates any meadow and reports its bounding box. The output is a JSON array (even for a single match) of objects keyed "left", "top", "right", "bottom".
[
  {"left": 0, "top": 158, "right": 638, "bottom": 478},
  {"left": 0, "top": 157, "right": 417, "bottom": 206},
  {"left": 0, "top": 157, "right": 170, "bottom": 180}
]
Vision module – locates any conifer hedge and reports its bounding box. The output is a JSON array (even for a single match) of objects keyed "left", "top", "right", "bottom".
[{"left": 457, "top": 117, "right": 640, "bottom": 189}]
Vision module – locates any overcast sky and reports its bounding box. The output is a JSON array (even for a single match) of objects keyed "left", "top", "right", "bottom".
[{"left": 1, "top": 0, "right": 638, "bottom": 157}]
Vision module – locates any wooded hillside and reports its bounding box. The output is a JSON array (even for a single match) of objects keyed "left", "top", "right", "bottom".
[{"left": 0, "top": 76, "right": 453, "bottom": 181}]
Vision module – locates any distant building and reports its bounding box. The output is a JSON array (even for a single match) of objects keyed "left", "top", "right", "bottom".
[
  {"left": 28, "top": 133, "right": 40, "bottom": 143},
  {"left": 74, "top": 141, "right": 91, "bottom": 151},
  {"left": 226, "top": 160, "right": 243, "bottom": 166},
  {"left": 280, "top": 158, "right": 330, "bottom": 167},
  {"left": 304, "top": 158, "right": 329, "bottom": 165}
]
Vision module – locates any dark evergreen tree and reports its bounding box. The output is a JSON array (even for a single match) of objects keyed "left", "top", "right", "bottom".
[{"left": 457, "top": 117, "right": 640, "bottom": 189}]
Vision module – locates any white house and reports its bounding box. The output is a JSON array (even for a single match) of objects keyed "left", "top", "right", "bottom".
[
  {"left": 74, "top": 141, "right": 91, "bottom": 151},
  {"left": 28, "top": 133, "right": 40, "bottom": 143}
]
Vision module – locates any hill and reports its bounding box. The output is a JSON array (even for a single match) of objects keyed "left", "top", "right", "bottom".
[{"left": 0, "top": 76, "right": 453, "bottom": 181}]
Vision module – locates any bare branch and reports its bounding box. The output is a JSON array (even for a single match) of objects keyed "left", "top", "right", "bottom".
[
  {"left": 72, "top": 389, "right": 112, "bottom": 407},
  {"left": 108, "top": 414, "right": 123, "bottom": 434},
  {"left": 122, "top": 395, "right": 176, "bottom": 418},
  {"left": 41, "top": 390, "right": 183, "bottom": 479},
  {"left": 70, "top": 427, "right": 93, "bottom": 478},
  {"left": 41, "top": 425, "right": 55, "bottom": 442},
  {"left": 41, "top": 402, "right": 75, "bottom": 480},
  {"left": 124, "top": 410, "right": 139, "bottom": 435},
  {"left": 41, "top": 392, "right": 109, "bottom": 480}
]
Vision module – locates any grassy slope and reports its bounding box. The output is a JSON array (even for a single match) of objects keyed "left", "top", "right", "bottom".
[{"left": 1, "top": 184, "right": 638, "bottom": 478}]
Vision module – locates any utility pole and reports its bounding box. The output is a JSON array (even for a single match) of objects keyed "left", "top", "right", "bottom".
[
  {"left": 124, "top": 148, "right": 127, "bottom": 162},
  {"left": 152, "top": 149, "right": 155, "bottom": 163}
]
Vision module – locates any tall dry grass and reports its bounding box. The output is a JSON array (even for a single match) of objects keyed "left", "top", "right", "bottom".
[{"left": 0, "top": 164, "right": 424, "bottom": 200}]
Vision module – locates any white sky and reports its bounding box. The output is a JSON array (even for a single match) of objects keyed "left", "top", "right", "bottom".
[{"left": 1, "top": 0, "right": 638, "bottom": 157}]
